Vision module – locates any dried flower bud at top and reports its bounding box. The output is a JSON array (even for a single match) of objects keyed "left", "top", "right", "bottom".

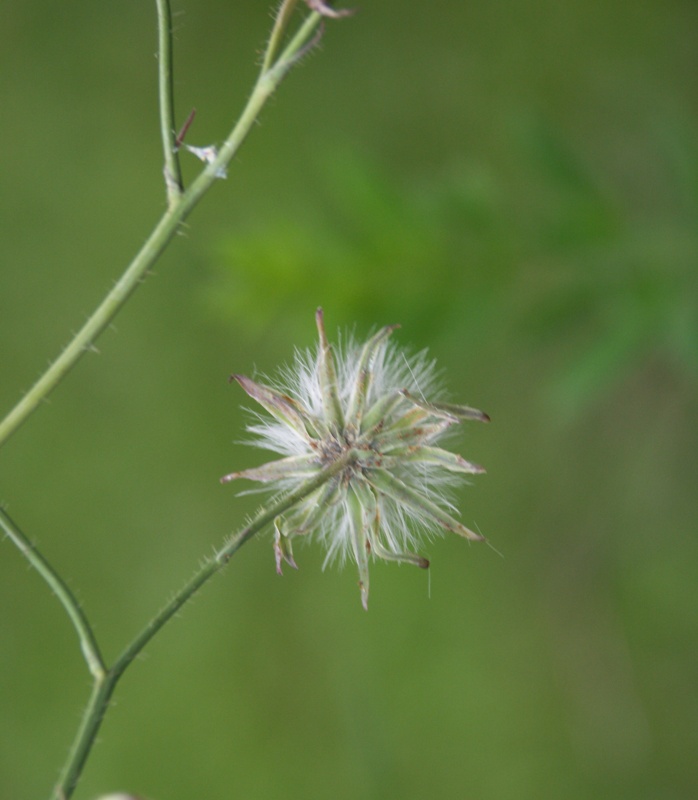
[
  {"left": 304, "top": 0, "right": 355, "bottom": 19},
  {"left": 221, "top": 309, "right": 488, "bottom": 609}
]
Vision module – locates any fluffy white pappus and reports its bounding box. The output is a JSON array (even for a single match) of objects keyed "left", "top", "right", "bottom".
[{"left": 222, "top": 309, "right": 488, "bottom": 609}]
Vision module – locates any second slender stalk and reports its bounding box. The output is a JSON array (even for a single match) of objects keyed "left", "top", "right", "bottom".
[{"left": 52, "top": 454, "right": 352, "bottom": 800}]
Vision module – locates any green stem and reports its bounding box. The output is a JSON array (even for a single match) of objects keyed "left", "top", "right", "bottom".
[
  {"left": 0, "top": 10, "right": 322, "bottom": 452},
  {"left": 156, "top": 0, "right": 182, "bottom": 203},
  {"left": 277, "top": 8, "right": 323, "bottom": 65},
  {"left": 262, "top": 0, "right": 301, "bottom": 74},
  {"left": 0, "top": 5, "right": 335, "bottom": 797},
  {"left": 52, "top": 453, "right": 351, "bottom": 800},
  {"left": 52, "top": 673, "right": 118, "bottom": 800},
  {"left": 112, "top": 451, "right": 350, "bottom": 677},
  {"left": 0, "top": 205, "right": 181, "bottom": 450},
  {"left": 0, "top": 508, "right": 106, "bottom": 680}
]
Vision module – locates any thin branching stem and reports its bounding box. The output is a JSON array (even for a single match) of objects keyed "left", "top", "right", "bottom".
[
  {"left": 52, "top": 453, "right": 352, "bottom": 800},
  {"left": 0, "top": 5, "right": 340, "bottom": 798},
  {"left": 52, "top": 673, "right": 117, "bottom": 800},
  {"left": 277, "top": 8, "right": 323, "bottom": 65},
  {"left": 0, "top": 8, "right": 323, "bottom": 451},
  {"left": 0, "top": 508, "right": 106, "bottom": 679},
  {"left": 156, "top": 0, "right": 183, "bottom": 203},
  {"left": 263, "top": 0, "right": 301, "bottom": 74}
]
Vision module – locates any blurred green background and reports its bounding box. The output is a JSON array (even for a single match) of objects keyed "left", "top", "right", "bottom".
[{"left": 1, "top": 1, "right": 697, "bottom": 798}]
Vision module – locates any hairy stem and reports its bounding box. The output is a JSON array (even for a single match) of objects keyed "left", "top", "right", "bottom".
[
  {"left": 52, "top": 454, "right": 351, "bottom": 800},
  {"left": 53, "top": 674, "right": 118, "bottom": 800},
  {"left": 156, "top": 0, "right": 183, "bottom": 203},
  {"left": 263, "top": 0, "right": 301, "bottom": 73},
  {"left": 0, "top": 9, "right": 322, "bottom": 451},
  {"left": 0, "top": 5, "right": 340, "bottom": 798},
  {"left": 0, "top": 508, "right": 106, "bottom": 679}
]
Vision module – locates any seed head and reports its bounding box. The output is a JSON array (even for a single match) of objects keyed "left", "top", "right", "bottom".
[{"left": 221, "top": 309, "right": 488, "bottom": 609}]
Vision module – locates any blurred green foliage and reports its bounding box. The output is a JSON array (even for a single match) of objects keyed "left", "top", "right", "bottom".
[
  {"left": 207, "top": 120, "right": 698, "bottom": 419},
  {"left": 1, "top": 1, "right": 697, "bottom": 799}
]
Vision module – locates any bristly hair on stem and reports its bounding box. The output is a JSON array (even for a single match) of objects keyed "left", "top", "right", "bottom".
[{"left": 0, "top": 1, "right": 351, "bottom": 451}]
